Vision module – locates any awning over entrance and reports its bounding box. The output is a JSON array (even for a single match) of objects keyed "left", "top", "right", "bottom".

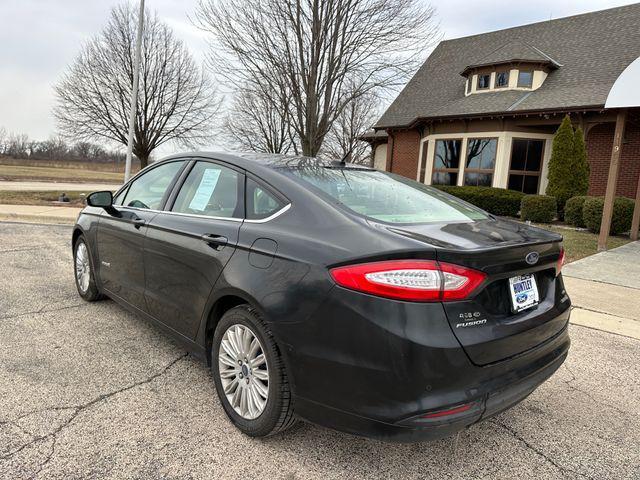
[{"left": 599, "top": 57, "right": 640, "bottom": 250}]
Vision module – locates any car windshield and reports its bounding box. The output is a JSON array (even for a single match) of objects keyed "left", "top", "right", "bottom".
[{"left": 283, "top": 167, "right": 488, "bottom": 224}]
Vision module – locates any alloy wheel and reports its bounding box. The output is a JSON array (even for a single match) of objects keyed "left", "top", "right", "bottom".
[
  {"left": 218, "top": 324, "right": 269, "bottom": 420},
  {"left": 75, "top": 242, "right": 90, "bottom": 294}
]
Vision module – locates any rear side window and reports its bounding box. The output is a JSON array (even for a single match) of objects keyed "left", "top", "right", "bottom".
[
  {"left": 246, "top": 178, "right": 285, "bottom": 220},
  {"left": 283, "top": 168, "right": 488, "bottom": 224},
  {"left": 172, "top": 161, "right": 242, "bottom": 218},
  {"left": 122, "top": 161, "right": 183, "bottom": 210}
]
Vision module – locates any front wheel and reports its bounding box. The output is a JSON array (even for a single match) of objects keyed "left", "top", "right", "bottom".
[
  {"left": 211, "top": 305, "right": 296, "bottom": 437},
  {"left": 73, "top": 236, "right": 102, "bottom": 302}
]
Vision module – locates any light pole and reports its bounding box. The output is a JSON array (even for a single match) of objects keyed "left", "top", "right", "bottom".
[{"left": 124, "top": 0, "right": 145, "bottom": 182}]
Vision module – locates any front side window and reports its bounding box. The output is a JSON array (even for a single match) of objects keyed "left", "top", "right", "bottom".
[
  {"left": 283, "top": 168, "right": 487, "bottom": 224},
  {"left": 464, "top": 138, "right": 497, "bottom": 187},
  {"left": 518, "top": 70, "right": 533, "bottom": 88},
  {"left": 495, "top": 71, "right": 509, "bottom": 88},
  {"left": 508, "top": 138, "right": 545, "bottom": 194},
  {"left": 477, "top": 74, "right": 491, "bottom": 90},
  {"left": 172, "top": 162, "right": 242, "bottom": 218},
  {"left": 121, "top": 161, "right": 184, "bottom": 210},
  {"left": 432, "top": 139, "right": 462, "bottom": 186},
  {"left": 246, "top": 178, "right": 285, "bottom": 220}
]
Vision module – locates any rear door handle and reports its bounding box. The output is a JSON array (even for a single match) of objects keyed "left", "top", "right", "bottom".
[{"left": 201, "top": 234, "right": 228, "bottom": 248}]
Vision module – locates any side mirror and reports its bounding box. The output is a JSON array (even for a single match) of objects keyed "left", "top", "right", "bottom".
[{"left": 86, "top": 191, "right": 113, "bottom": 209}]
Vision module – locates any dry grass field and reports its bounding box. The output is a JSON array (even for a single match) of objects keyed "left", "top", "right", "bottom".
[
  {"left": 0, "top": 190, "right": 88, "bottom": 206},
  {"left": 0, "top": 157, "right": 140, "bottom": 183}
]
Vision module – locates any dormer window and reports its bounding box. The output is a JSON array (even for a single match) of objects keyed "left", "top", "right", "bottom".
[
  {"left": 461, "top": 42, "right": 561, "bottom": 95},
  {"left": 495, "top": 71, "right": 509, "bottom": 88},
  {"left": 518, "top": 70, "right": 533, "bottom": 88},
  {"left": 477, "top": 74, "right": 491, "bottom": 90}
]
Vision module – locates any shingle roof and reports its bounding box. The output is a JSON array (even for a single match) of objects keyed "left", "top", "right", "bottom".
[
  {"left": 460, "top": 41, "right": 561, "bottom": 75},
  {"left": 376, "top": 4, "right": 640, "bottom": 128}
]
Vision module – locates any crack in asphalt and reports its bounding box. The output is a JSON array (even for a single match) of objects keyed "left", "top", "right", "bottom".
[
  {"left": 489, "top": 419, "right": 593, "bottom": 479},
  {"left": 0, "top": 353, "right": 188, "bottom": 477},
  {"left": 562, "top": 364, "right": 628, "bottom": 416},
  {"left": 0, "top": 247, "right": 43, "bottom": 254},
  {"left": 0, "top": 303, "right": 87, "bottom": 321}
]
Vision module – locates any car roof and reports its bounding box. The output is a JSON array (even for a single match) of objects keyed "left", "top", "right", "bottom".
[{"left": 157, "top": 151, "right": 375, "bottom": 172}]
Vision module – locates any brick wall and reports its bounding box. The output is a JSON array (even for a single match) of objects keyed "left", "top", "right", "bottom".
[
  {"left": 388, "top": 129, "right": 421, "bottom": 179},
  {"left": 587, "top": 118, "right": 640, "bottom": 198}
]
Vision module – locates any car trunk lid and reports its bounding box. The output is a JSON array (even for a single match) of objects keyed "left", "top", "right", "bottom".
[{"left": 385, "top": 218, "right": 571, "bottom": 365}]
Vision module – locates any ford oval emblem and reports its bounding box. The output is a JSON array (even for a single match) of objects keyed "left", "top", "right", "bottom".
[{"left": 525, "top": 252, "right": 539, "bottom": 265}]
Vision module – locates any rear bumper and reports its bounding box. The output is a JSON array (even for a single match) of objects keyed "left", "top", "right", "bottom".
[
  {"left": 294, "top": 324, "right": 569, "bottom": 442},
  {"left": 276, "top": 284, "right": 570, "bottom": 443}
]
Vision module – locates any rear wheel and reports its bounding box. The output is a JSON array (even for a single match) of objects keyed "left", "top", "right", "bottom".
[
  {"left": 73, "top": 236, "right": 101, "bottom": 301},
  {"left": 211, "top": 305, "right": 296, "bottom": 437}
]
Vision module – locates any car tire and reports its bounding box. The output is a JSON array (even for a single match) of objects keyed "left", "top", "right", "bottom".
[
  {"left": 73, "top": 235, "right": 102, "bottom": 302},
  {"left": 211, "top": 305, "right": 296, "bottom": 437}
]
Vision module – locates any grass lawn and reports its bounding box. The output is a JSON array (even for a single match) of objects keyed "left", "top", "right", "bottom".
[
  {"left": 0, "top": 164, "right": 124, "bottom": 183},
  {"left": 535, "top": 224, "right": 631, "bottom": 263},
  {"left": 0, "top": 190, "right": 88, "bottom": 207}
]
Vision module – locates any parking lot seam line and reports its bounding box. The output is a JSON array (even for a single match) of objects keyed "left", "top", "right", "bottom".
[
  {"left": 489, "top": 419, "right": 594, "bottom": 480},
  {"left": 569, "top": 321, "right": 640, "bottom": 342},
  {"left": 570, "top": 305, "right": 640, "bottom": 322},
  {"left": 0, "top": 353, "right": 188, "bottom": 468},
  {"left": 563, "top": 274, "right": 640, "bottom": 291}
]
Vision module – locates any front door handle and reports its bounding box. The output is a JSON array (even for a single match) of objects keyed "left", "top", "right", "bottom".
[
  {"left": 132, "top": 217, "right": 146, "bottom": 228},
  {"left": 201, "top": 234, "right": 228, "bottom": 248}
]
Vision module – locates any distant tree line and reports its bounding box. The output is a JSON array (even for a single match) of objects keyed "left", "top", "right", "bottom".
[{"left": 0, "top": 126, "right": 128, "bottom": 164}]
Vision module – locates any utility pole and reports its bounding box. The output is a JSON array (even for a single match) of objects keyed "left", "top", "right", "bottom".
[{"left": 124, "top": 0, "right": 145, "bottom": 182}]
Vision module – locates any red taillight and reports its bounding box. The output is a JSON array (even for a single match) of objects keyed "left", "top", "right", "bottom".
[
  {"left": 556, "top": 247, "right": 565, "bottom": 276},
  {"left": 329, "top": 260, "right": 486, "bottom": 302},
  {"left": 421, "top": 403, "right": 472, "bottom": 419}
]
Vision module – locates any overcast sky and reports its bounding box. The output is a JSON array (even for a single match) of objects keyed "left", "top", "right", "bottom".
[{"left": 0, "top": 0, "right": 636, "bottom": 154}]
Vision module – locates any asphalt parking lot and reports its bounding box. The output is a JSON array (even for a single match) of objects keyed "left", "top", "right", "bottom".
[{"left": 1, "top": 222, "right": 639, "bottom": 480}]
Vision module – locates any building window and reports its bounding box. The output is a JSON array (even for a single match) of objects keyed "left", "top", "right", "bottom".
[
  {"left": 495, "top": 71, "right": 509, "bottom": 88},
  {"left": 477, "top": 74, "right": 491, "bottom": 90},
  {"left": 508, "top": 138, "right": 545, "bottom": 194},
  {"left": 432, "top": 139, "right": 462, "bottom": 185},
  {"left": 518, "top": 70, "right": 533, "bottom": 88},
  {"left": 464, "top": 138, "right": 497, "bottom": 187}
]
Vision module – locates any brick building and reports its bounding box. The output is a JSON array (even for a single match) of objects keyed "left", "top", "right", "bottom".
[{"left": 371, "top": 4, "right": 640, "bottom": 199}]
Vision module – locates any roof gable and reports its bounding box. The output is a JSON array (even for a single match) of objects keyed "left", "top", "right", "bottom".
[{"left": 376, "top": 3, "right": 640, "bottom": 128}]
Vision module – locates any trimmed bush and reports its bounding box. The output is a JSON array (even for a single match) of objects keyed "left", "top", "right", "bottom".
[
  {"left": 433, "top": 185, "right": 524, "bottom": 217},
  {"left": 583, "top": 196, "right": 635, "bottom": 235},
  {"left": 545, "top": 115, "right": 590, "bottom": 217},
  {"left": 520, "top": 195, "right": 557, "bottom": 223},
  {"left": 564, "top": 196, "right": 590, "bottom": 227}
]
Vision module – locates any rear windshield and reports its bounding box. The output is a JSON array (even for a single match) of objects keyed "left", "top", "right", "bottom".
[{"left": 283, "top": 167, "right": 488, "bottom": 224}]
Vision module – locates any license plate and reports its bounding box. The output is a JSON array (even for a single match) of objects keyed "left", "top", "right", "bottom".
[{"left": 508, "top": 274, "right": 539, "bottom": 313}]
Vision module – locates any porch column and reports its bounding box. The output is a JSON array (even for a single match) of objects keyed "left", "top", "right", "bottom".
[
  {"left": 631, "top": 170, "right": 640, "bottom": 240},
  {"left": 597, "top": 109, "right": 627, "bottom": 251}
]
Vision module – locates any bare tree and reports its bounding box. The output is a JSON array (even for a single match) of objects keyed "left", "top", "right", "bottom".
[
  {"left": 5, "top": 133, "right": 30, "bottom": 158},
  {"left": 55, "top": 3, "right": 220, "bottom": 168},
  {"left": 223, "top": 84, "right": 296, "bottom": 154},
  {"left": 322, "top": 91, "right": 380, "bottom": 164},
  {"left": 195, "top": 0, "right": 439, "bottom": 157},
  {"left": 0, "top": 127, "right": 7, "bottom": 155}
]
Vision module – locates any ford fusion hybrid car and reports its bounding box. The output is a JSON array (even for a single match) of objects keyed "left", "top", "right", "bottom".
[{"left": 72, "top": 152, "right": 570, "bottom": 442}]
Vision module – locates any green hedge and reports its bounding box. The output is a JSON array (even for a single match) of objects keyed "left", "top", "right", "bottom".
[
  {"left": 433, "top": 186, "right": 524, "bottom": 217},
  {"left": 520, "top": 195, "right": 557, "bottom": 223},
  {"left": 564, "top": 196, "right": 590, "bottom": 227},
  {"left": 583, "top": 196, "right": 635, "bottom": 235}
]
